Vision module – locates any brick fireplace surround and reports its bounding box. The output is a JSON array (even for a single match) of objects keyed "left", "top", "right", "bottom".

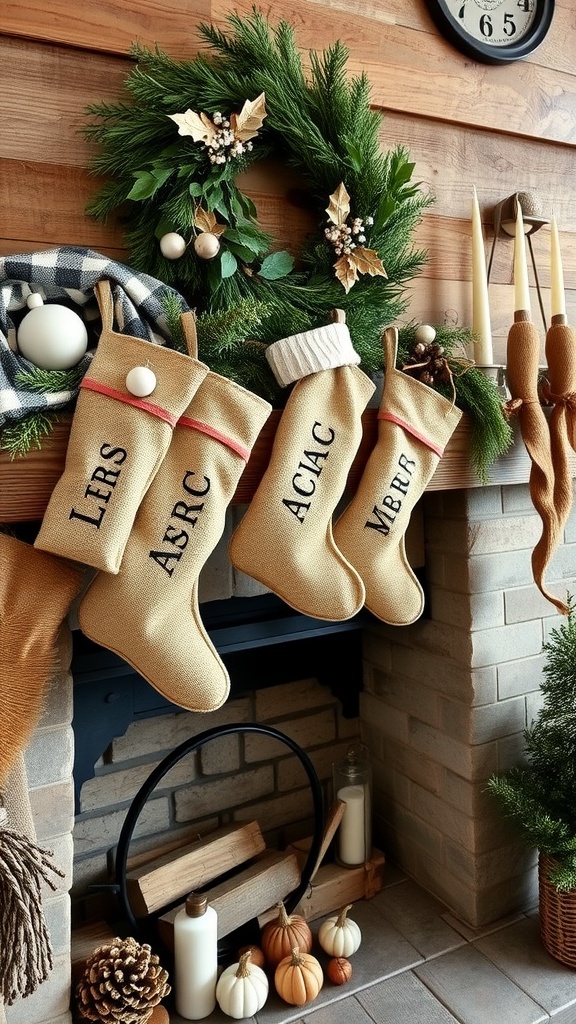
[{"left": 7, "top": 480, "right": 575, "bottom": 1024}]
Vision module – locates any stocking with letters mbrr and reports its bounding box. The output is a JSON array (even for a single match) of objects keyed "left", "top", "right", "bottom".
[{"left": 334, "top": 326, "right": 462, "bottom": 626}]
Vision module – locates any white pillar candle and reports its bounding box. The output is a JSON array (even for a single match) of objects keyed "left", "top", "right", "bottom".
[
  {"left": 514, "top": 202, "right": 531, "bottom": 315},
  {"left": 471, "top": 188, "right": 493, "bottom": 365},
  {"left": 337, "top": 784, "right": 366, "bottom": 865},
  {"left": 550, "top": 216, "right": 566, "bottom": 318}
]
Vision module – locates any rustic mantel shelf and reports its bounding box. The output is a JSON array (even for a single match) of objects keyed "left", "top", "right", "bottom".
[{"left": 0, "top": 410, "right": 555, "bottom": 524}]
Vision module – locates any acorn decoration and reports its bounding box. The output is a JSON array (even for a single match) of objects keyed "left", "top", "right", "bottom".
[
  {"left": 75, "top": 936, "right": 170, "bottom": 1023},
  {"left": 403, "top": 325, "right": 452, "bottom": 387}
]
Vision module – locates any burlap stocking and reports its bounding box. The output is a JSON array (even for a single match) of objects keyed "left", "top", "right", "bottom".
[
  {"left": 333, "top": 327, "right": 462, "bottom": 625},
  {"left": 506, "top": 312, "right": 566, "bottom": 614},
  {"left": 228, "top": 319, "right": 375, "bottom": 620},
  {"left": 35, "top": 280, "right": 208, "bottom": 573},
  {"left": 78, "top": 371, "right": 271, "bottom": 711}
]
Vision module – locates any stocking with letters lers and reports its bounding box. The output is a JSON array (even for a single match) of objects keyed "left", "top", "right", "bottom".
[
  {"left": 333, "top": 326, "right": 462, "bottom": 626},
  {"left": 78, "top": 356, "right": 272, "bottom": 712},
  {"left": 35, "top": 280, "right": 208, "bottom": 574},
  {"left": 229, "top": 313, "right": 375, "bottom": 621}
]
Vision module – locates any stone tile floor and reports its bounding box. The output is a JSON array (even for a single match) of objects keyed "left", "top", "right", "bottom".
[{"left": 169, "top": 865, "right": 576, "bottom": 1024}]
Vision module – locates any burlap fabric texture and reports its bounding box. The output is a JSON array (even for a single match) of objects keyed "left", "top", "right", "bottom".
[
  {"left": 79, "top": 371, "right": 271, "bottom": 712},
  {"left": 0, "top": 532, "right": 82, "bottom": 786},
  {"left": 229, "top": 319, "right": 375, "bottom": 621},
  {"left": 506, "top": 313, "right": 567, "bottom": 615},
  {"left": 333, "top": 327, "right": 462, "bottom": 626},
  {"left": 543, "top": 317, "right": 576, "bottom": 603},
  {"left": 35, "top": 280, "right": 208, "bottom": 573}
]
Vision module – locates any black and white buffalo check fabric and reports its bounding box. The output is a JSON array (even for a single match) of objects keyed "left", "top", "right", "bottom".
[{"left": 0, "top": 246, "right": 190, "bottom": 428}]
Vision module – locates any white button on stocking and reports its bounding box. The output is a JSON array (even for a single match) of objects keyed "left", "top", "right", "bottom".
[{"left": 126, "top": 365, "right": 157, "bottom": 397}]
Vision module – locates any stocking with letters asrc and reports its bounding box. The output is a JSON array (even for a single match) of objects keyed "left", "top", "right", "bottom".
[
  {"left": 333, "top": 326, "right": 462, "bottom": 626},
  {"left": 228, "top": 317, "right": 375, "bottom": 621},
  {"left": 78, "top": 370, "right": 271, "bottom": 712}
]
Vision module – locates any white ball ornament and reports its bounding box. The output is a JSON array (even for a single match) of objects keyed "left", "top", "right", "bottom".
[
  {"left": 194, "top": 232, "right": 221, "bottom": 260},
  {"left": 414, "top": 324, "right": 436, "bottom": 346},
  {"left": 17, "top": 298, "right": 88, "bottom": 370},
  {"left": 159, "top": 232, "right": 187, "bottom": 260},
  {"left": 125, "top": 365, "right": 157, "bottom": 398}
]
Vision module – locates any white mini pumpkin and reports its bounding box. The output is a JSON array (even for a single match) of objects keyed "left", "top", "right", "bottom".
[
  {"left": 318, "top": 903, "right": 361, "bottom": 957},
  {"left": 216, "top": 950, "right": 269, "bottom": 1019}
]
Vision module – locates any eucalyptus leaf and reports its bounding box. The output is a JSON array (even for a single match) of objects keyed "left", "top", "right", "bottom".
[
  {"left": 344, "top": 138, "right": 363, "bottom": 172},
  {"left": 225, "top": 241, "right": 259, "bottom": 262},
  {"left": 127, "top": 169, "right": 170, "bottom": 201},
  {"left": 220, "top": 251, "right": 238, "bottom": 278},
  {"left": 225, "top": 229, "right": 266, "bottom": 254},
  {"left": 259, "top": 251, "right": 295, "bottom": 280}
]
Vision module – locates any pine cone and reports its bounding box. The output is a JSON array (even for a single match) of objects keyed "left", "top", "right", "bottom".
[{"left": 76, "top": 936, "right": 170, "bottom": 1024}]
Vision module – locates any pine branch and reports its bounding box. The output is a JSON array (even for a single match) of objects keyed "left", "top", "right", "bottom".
[{"left": 0, "top": 412, "right": 58, "bottom": 458}]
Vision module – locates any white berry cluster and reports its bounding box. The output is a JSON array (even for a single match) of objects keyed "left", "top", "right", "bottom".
[
  {"left": 207, "top": 112, "right": 254, "bottom": 164},
  {"left": 324, "top": 214, "right": 373, "bottom": 256}
]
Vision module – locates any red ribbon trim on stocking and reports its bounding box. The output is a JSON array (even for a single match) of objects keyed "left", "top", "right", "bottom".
[
  {"left": 178, "top": 415, "right": 250, "bottom": 461},
  {"left": 79, "top": 378, "right": 178, "bottom": 426},
  {"left": 377, "top": 410, "right": 445, "bottom": 458}
]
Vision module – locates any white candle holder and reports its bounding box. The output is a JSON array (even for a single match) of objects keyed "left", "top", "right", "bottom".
[{"left": 333, "top": 743, "right": 372, "bottom": 868}]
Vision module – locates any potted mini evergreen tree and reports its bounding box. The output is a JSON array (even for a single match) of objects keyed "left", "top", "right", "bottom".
[{"left": 487, "top": 598, "right": 576, "bottom": 967}]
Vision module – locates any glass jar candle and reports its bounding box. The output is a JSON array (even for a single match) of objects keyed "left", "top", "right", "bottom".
[{"left": 333, "top": 742, "right": 372, "bottom": 867}]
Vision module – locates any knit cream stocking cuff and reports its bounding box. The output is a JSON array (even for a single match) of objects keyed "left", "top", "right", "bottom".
[{"left": 265, "top": 322, "right": 361, "bottom": 387}]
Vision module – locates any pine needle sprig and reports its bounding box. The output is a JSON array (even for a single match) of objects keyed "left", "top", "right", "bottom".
[
  {"left": 15, "top": 366, "right": 85, "bottom": 394},
  {"left": 0, "top": 412, "right": 58, "bottom": 458}
]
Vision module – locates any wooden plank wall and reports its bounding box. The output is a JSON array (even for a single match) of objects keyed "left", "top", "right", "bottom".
[{"left": 2, "top": 0, "right": 576, "bottom": 369}]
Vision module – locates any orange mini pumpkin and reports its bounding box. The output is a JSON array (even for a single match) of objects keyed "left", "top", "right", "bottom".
[
  {"left": 261, "top": 902, "right": 313, "bottom": 969},
  {"left": 274, "top": 947, "right": 323, "bottom": 1005}
]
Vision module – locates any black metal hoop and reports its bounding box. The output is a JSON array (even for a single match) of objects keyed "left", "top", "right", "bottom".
[{"left": 113, "top": 722, "right": 325, "bottom": 944}]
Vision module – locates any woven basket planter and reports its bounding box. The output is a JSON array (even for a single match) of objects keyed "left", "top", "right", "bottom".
[{"left": 539, "top": 853, "right": 576, "bottom": 968}]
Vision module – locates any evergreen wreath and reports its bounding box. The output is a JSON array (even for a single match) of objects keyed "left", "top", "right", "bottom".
[{"left": 83, "top": 8, "right": 511, "bottom": 481}]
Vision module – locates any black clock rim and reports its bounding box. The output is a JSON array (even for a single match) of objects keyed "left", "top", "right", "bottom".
[{"left": 424, "top": 0, "right": 555, "bottom": 65}]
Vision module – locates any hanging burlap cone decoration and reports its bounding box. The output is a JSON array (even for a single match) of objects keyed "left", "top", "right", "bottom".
[
  {"left": 505, "top": 312, "right": 566, "bottom": 614},
  {"left": 543, "top": 315, "right": 576, "bottom": 555},
  {"left": 76, "top": 936, "right": 170, "bottom": 1023}
]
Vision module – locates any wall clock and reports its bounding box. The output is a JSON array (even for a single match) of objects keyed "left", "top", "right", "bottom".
[{"left": 424, "top": 0, "right": 555, "bottom": 64}]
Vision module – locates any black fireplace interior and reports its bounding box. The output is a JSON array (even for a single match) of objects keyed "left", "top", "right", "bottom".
[{"left": 72, "top": 592, "right": 377, "bottom": 811}]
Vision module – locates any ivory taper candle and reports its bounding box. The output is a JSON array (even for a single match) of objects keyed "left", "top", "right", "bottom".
[
  {"left": 550, "top": 216, "right": 566, "bottom": 319},
  {"left": 471, "top": 188, "right": 493, "bottom": 364},
  {"left": 514, "top": 201, "right": 531, "bottom": 315}
]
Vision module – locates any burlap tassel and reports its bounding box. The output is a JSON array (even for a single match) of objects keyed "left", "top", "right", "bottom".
[
  {"left": 0, "top": 817, "right": 64, "bottom": 1005},
  {"left": 505, "top": 313, "right": 567, "bottom": 614},
  {"left": 0, "top": 758, "right": 64, "bottom": 1008}
]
